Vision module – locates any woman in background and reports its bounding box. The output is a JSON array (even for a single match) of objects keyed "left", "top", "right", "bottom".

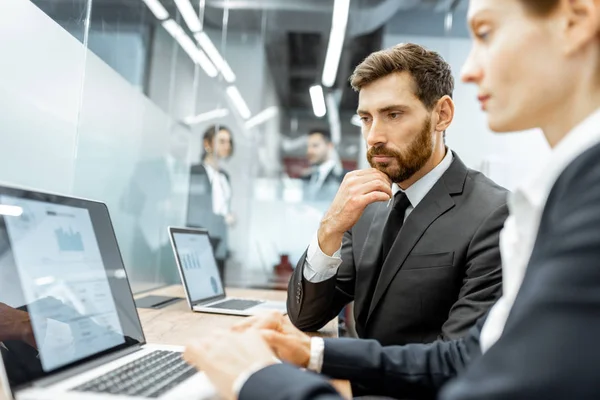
[{"left": 186, "top": 124, "right": 235, "bottom": 281}]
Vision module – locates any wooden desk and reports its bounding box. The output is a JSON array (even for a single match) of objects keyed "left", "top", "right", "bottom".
[
  {"left": 136, "top": 285, "right": 351, "bottom": 398},
  {"left": 135, "top": 285, "right": 340, "bottom": 343},
  {"left": 0, "top": 286, "right": 350, "bottom": 400}
]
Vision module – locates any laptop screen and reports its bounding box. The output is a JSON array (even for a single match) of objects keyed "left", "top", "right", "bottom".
[
  {"left": 0, "top": 186, "right": 144, "bottom": 391},
  {"left": 170, "top": 229, "right": 225, "bottom": 303}
]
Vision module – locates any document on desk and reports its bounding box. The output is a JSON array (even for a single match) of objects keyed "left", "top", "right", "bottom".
[{"left": 1, "top": 196, "right": 125, "bottom": 371}]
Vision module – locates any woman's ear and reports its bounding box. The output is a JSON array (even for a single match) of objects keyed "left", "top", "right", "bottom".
[
  {"left": 203, "top": 139, "right": 212, "bottom": 153},
  {"left": 562, "top": 0, "right": 600, "bottom": 56}
]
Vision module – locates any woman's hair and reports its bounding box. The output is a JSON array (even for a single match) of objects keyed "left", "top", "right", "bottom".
[
  {"left": 519, "top": 0, "right": 559, "bottom": 16},
  {"left": 201, "top": 124, "right": 233, "bottom": 161}
]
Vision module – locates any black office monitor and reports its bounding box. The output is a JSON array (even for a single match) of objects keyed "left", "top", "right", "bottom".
[{"left": 0, "top": 185, "right": 144, "bottom": 392}]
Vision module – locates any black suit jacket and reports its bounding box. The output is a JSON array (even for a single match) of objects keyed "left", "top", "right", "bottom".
[
  {"left": 289, "top": 153, "right": 508, "bottom": 345},
  {"left": 240, "top": 141, "right": 600, "bottom": 400}
]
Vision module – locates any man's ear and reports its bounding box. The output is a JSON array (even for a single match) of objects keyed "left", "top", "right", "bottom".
[{"left": 435, "top": 95, "right": 455, "bottom": 132}]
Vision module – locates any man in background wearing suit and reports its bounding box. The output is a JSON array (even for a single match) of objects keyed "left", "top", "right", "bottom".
[
  {"left": 302, "top": 129, "right": 348, "bottom": 202},
  {"left": 288, "top": 43, "right": 508, "bottom": 347}
]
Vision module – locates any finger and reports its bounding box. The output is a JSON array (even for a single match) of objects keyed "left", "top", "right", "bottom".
[
  {"left": 260, "top": 330, "right": 292, "bottom": 350},
  {"left": 233, "top": 311, "right": 283, "bottom": 332},
  {"left": 183, "top": 341, "right": 208, "bottom": 368},
  {"left": 362, "top": 191, "right": 392, "bottom": 205},
  {"left": 280, "top": 317, "right": 305, "bottom": 335},
  {"left": 360, "top": 178, "right": 393, "bottom": 198},
  {"left": 349, "top": 168, "right": 384, "bottom": 178},
  {"left": 344, "top": 171, "right": 392, "bottom": 190},
  {"left": 231, "top": 315, "right": 260, "bottom": 331},
  {"left": 345, "top": 180, "right": 392, "bottom": 202}
]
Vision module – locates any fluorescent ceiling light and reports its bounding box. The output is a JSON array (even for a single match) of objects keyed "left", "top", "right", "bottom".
[
  {"left": 351, "top": 114, "right": 362, "bottom": 127},
  {"left": 226, "top": 86, "right": 251, "bottom": 119},
  {"left": 184, "top": 108, "right": 230, "bottom": 125},
  {"left": 0, "top": 205, "right": 23, "bottom": 217},
  {"left": 326, "top": 93, "right": 341, "bottom": 145},
  {"left": 174, "top": 0, "right": 202, "bottom": 32},
  {"left": 35, "top": 276, "right": 56, "bottom": 286},
  {"left": 245, "top": 106, "right": 279, "bottom": 129},
  {"left": 162, "top": 19, "right": 185, "bottom": 39},
  {"left": 194, "top": 32, "right": 236, "bottom": 83},
  {"left": 162, "top": 20, "right": 218, "bottom": 78},
  {"left": 321, "top": 0, "right": 350, "bottom": 87},
  {"left": 141, "top": 0, "right": 169, "bottom": 20},
  {"left": 309, "top": 85, "right": 327, "bottom": 118}
]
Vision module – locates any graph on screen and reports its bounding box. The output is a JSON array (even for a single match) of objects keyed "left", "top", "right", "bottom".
[
  {"left": 181, "top": 252, "right": 201, "bottom": 270},
  {"left": 55, "top": 227, "right": 85, "bottom": 252}
]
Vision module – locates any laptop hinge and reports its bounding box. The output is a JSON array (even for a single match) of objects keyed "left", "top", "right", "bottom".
[
  {"left": 32, "top": 344, "right": 144, "bottom": 388},
  {"left": 194, "top": 295, "right": 226, "bottom": 307}
]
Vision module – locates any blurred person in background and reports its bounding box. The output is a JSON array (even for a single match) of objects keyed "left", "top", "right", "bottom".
[
  {"left": 302, "top": 129, "right": 348, "bottom": 202},
  {"left": 186, "top": 124, "right": 235, "bottom": 281}
]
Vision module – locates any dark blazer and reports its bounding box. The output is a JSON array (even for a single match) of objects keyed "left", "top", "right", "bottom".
[
  {"left": 288, "top": 153, "right": 508, "bottom": 346},
  {"left": 241, "top": 318, "right": 484, "bottom": 400},
  {"left": 302, "top": 166, "right": 349, "bottom": 202},
  {"left": 240, "top": 142, "right": 600, "bottom": 400},
  {"left": 186, "top": 163, "right": 230, "bottom": 260}
]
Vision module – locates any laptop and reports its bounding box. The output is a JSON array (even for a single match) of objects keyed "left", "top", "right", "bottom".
[
  {"left": 168, "top": 227, "right": 287, "bottom": 317},
  {"left": 0, "top": 185, "right": 217, "bottom": 400}
]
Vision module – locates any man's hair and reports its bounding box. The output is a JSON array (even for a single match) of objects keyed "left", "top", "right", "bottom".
[
  {"left": 519, "top": 0, "right": 559, "bottom": 16},
  {"left": 308, "top": 128, "right": 332, "bottom": 143},
  {"left": 201, "top": 124, "right": 233, "bottom": 160},
  {"left": 349, "top": 43, "right": 454, "bottom": 110}
]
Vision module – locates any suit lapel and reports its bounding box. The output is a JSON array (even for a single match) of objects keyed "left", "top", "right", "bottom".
[
  {"left": 365, "top": 152, "right": 469, "bottom": 323},
  {"left": 355, "top": 201, "right": 391, "bottom": 324}
]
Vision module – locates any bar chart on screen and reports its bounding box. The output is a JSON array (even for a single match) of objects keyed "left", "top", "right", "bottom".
[
  {"left": 181, "top": 251, "right": 201, "bottom": 270},
  {"left": 55, "top": 226, "right": 85, "bottom": 252}
]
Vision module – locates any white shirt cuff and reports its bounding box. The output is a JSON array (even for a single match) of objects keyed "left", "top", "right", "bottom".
[
  {"left": 307, "top": 337, "right": 325, "bottom": 373},
  {"left": 303, "top": 233, "right": 343, "bottom": 283}
]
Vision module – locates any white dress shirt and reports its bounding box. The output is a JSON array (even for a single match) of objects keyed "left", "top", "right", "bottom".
[
  {"left": 303, "top": 149, "right": 454, "bottom": 283},
  {"left": 203, "top": 163, "right": 232, "bottom": 217},
  {"left": 479, "top": 108, "right": 600, "bottom": 352}
]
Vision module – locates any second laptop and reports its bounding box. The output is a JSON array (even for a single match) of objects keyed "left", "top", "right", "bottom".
[{"left": 168, "top": 226, "right": 287, "bottom": 316}]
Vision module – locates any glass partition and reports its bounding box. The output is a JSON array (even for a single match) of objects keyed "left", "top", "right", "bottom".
[{"left": 0, "top": 0, "right": 550, "bottom": 295}]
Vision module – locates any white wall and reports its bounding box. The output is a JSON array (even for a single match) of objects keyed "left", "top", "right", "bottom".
[{"left": 383, "top": 33, "right": 551, "bottom": 190}]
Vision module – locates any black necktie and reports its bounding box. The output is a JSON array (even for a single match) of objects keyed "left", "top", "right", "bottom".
[
  {"left": 359, "top": 191, "right": 411, "bottom": 326},
  {"left": 381, "top": 191, "right": 411, "bottom": 260}
]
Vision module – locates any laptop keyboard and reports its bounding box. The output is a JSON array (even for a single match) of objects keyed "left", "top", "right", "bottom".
[
  {"left": 208, "top": 298, "right": 263, "bottom": 310},
  {"left": 73, "top": 350, "right": 197, "bottom": 398}
]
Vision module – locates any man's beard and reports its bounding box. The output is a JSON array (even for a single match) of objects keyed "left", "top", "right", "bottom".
[{"left": 367, "top": 117, "right": 434, "bottom": 183}]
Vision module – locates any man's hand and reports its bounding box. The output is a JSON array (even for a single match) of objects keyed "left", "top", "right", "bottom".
[
  {"left": 0, "top": 302, "right": 37, "bottom": 348},
  {"left": 232, "top": 311, "right": 312, "bottom": 368},
  {"left": 183, "top": 329, "right": 277, "bottom": 400},
  {"left": 319, "top": 169, "right": 392, "bottom": 255}
]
